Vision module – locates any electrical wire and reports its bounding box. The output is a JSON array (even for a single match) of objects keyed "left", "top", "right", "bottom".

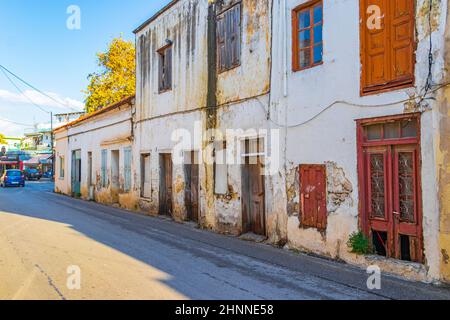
[
  {"left": 259, "top": 0, "right": 441, "bottom": 129},
  {"left": 0, "top": 117, "right": 34, "bottom": 127},
  {"left": 0, "top": 64, "right": 79, "bottom": 112},
  {"left": 0, "top": 67, "right": 51, "bottom": 115}
]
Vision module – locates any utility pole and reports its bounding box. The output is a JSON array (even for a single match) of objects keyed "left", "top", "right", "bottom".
[{"left": 50, "top": 112, "right": 54, "bottom": 180}]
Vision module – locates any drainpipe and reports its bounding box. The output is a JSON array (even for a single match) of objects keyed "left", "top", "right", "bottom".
[{"left": 283, "top": 0, "right": 288, "bottom": 98}]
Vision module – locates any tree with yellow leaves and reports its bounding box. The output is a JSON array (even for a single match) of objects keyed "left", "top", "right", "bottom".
[
  {"left": 84, "top": 37, "right": 136, "bottom": 113},
  {"left": 0, "top": 134, "right": 7, "bottom": 145}
]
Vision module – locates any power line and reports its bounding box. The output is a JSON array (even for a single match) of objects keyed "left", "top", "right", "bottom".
[
  {"left": 0, "top": 117, "right": 34, "bottom": 127},
  {"left": 0, "top": 67, "right": 51, "bottom": 114},
  {"left": 0, "top": 64, "right": 79, "bottom": 112}
]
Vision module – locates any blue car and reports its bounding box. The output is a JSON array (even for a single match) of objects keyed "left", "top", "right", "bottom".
[{"left": 0, "top": 169, "right": 25, "bottom": 188}]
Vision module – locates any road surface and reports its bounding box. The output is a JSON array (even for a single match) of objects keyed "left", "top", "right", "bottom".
[{"left": 0, "top": 181, "right": 449, "bottom": 300}]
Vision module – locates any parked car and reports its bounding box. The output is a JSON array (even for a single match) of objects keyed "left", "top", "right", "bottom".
[
  {"left": 24, "top": 168, "right": 42, "bottom": 181},
  {"left": 0, "top": 170, "right": 25, "bottom": 188},
  {"left": 43, "top": 171, "right": 53, "bottom": 179}
]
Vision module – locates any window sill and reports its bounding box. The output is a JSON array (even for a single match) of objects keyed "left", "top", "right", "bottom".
[
  {"left": 292, "top": 61, "right": 323, "bottom": 73},
  {"left": 361, "top": 79, "right": 414, "bottom": 97},
  {"left": 158, "top": 88, "right": 172, "bottom": 94},
  {"left": 218, "top": 63, "right": 241, "bottom": 75}
]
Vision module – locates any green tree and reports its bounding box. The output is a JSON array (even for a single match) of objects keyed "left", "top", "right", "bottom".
[{"left": 84, "top": 37, "right": 136, "bottom": 113}]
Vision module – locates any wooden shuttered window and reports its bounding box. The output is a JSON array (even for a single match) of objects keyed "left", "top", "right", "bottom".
[
  {"left": 158, "top": 45, "right": 172, "bottom": 93},
  {"left": 101, "top": 149, "right": 108, "bottom": 188},
  {"left": 217, "top": 3, "right": 241, "bottom": 73},
  {"left": 299, "top": 165, "right": 327, "bottom": 231},
  {"left": 361, "top": 0, "right": 415, "bottom": 95}
]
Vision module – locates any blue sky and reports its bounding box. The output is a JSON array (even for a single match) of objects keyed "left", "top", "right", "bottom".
[{"left": 0, "top": 0, "right": 170, "bottom": 137}]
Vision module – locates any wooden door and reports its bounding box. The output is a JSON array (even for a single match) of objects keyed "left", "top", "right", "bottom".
[
  {"left": 299, "top": 165, "right": 327, "bottom": 231},
  {"left": 159, "top": 154, "right": 173, "bottom": 216},
  {"left": 71, "top": 150, "right": 81, "bottom": 196},
  {"left": 365, "top": 146, "right": 393, "bottom": 257},
  {"left": 392, "top": 145, "right": 422, "bottom": 262},
  {"left": 185, "top": 151, "right": 199, "bottom": 222},
  {"left": 359, "top": 115, "right": 423, "bottom": 262},
  {"left": 242, "top": 158, "right": 265, "bottom": 236}
]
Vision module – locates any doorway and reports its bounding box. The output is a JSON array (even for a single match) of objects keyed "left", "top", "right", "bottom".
[
  {"left": 87, "top": 152, "right": 93, "bottom": 200},
  {"left": 71, "top": 150, "right": 81, "bottom": 197},
  {"left": 358, "top": 114, "right": 423, "bottom": 263},
  {"left": 111, "top": 150, "right": 120, "bottom": 203},
  {"left": 241, "top": 138, "right": 266, "bottom": 236},
  {"left": 159, "top": 153, "right": 173, "bottom": 216},
  {"left": 184, "top": 151, "right": 199, "bottom": 222}
]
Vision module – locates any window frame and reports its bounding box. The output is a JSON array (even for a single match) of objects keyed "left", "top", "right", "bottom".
[
  {"left": 59, "top": 156, "right": 65, "bottom": 179},
  {"left": 216, "top": 2, "right": 242, "bottom": 74},
  {"left": 292, "top": 0, "right": 324, "bottom": 72},
  {"left": 359, "top": 0, "right": 416, "bottom": 96},
  {"left": 123, "top": 146, "right": 132, "bottom": 192},
  {"left": 157, "top": 44, "right": 173, "bottom": 93},
  {"left": 101, "top": 149, "right": 108, "bottom": 188},
  {"left": 140, "top": 153, "right": 151, "bottom": 198}
]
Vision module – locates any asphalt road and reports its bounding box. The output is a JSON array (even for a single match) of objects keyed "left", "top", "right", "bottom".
[{"left": 0, "top": 181, "right": 449, "bottom": 300}]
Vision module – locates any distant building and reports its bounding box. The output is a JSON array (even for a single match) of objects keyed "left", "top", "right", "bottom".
[
  {"left": 54, "top": 112, "right": 85, "bottom": 126},
  {"left": 0, "top": 137, "right": 22, "bottom": 152}
]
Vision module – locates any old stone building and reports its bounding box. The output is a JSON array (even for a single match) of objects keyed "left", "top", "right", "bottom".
[{"left": 54, "top": 0, "right": 450, "bottom": 283}]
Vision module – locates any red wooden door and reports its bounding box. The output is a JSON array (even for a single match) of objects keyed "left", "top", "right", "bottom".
[
  {"left": 358, "top": 115, "right": 423, "bottom": 262},
  {"left": 392, "top": 145, "right": 423, "bottom": 262},
  {"left": 299, "top": 165, "right": 327, "bottom": 231},
  {"left": 365, "top": 147, "right": 393, "bottom": 257}
]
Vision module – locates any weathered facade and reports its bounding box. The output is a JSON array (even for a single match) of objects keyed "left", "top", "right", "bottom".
[
  {"left": 133, "top": 0, "right": 275, "bottom": 236},
  {"left": 54, "top": 0, "right": 450, "bottom": 283},
  {"left": 54, "top": 97, "right": 137, "bottom": 209},
  {"left": 270, "top": 0, "right": 449, "bottom": 282}
]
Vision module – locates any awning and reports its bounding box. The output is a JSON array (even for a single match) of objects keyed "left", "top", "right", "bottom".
[
  {"left": 0, "top": 161, "right": 19, "bottom": 165},
  {"left": 23, "top": 154, "right": 53, "bottom": 165}
]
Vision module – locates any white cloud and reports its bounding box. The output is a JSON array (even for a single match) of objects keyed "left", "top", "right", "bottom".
[
  {"left": 0, "top": 119, "right": 28, "bottom": 137},
  {"left": 0, "top": 89, "right": 84, "bottom": 111}
]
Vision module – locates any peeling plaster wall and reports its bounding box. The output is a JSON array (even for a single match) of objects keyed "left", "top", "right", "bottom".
[
  {"left": 271, "top": 0, "right": 447, "bottom": 282},
  {"left": 437, "top": 0, "right": 450, "bottom": 283},
  {"left": 54, "top": 129, "right": 70, "bottom": 195},
  {"left": 136, "top": 0, "right": 208, "bottom": 121},
  {"left": 135, "top": 0, "right": 274, "bottom": 235},
  {"left": 54, "top": 103, "right": 138, "bottom": 211},
  {"left": 215, "top": 0, "right": 272, "bottom": 105}
]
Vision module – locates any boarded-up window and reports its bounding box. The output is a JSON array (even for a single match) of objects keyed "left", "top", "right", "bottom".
[
  {"left": 299, "top": 164, "right": 327, "bottom": 230},
  {"left": 124, "top": 147, "right": 132, "bottom": 192},
  {"left": 101, "top": 149, "right": 108, "bottom": 188},
  {"left": 158, "top": 45, "right": 172, "bottom": 92},
  {"left": 292, "top": 0, "right": 323, "bottom": 71},
  {"left": 217, "top": 3, "right": 241, "bottom": 73},
  {"left": 59, "top": 156, "right": 65, "bottom": 178},
  {"left": 141, "top": 153, "right": 151, "bottom": 198},
  {"left": 361, "top": 0, "right": 415, "bottom": 94},
  {"left": 214, "top": 141, "right": 228, "bottom": 195}
]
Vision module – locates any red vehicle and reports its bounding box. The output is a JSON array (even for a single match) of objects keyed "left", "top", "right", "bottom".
[{"left": 0, "top": 155, "right": 23, "bottom": 175}]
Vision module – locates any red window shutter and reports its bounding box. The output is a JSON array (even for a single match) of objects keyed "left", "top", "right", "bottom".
[
  {"left": 388, "top": 0, "right": 414, "bottom": 82},
  {"left": 299, "top": 165, "right": 327, "bottom": 231}
]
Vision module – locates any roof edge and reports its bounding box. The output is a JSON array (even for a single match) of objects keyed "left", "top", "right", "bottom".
[
  {"left": 54, "top": 96, "right": 135, "bottom": 133},
  {"left": 133, "top": 0, "right": 180, "bottom": 34}
]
